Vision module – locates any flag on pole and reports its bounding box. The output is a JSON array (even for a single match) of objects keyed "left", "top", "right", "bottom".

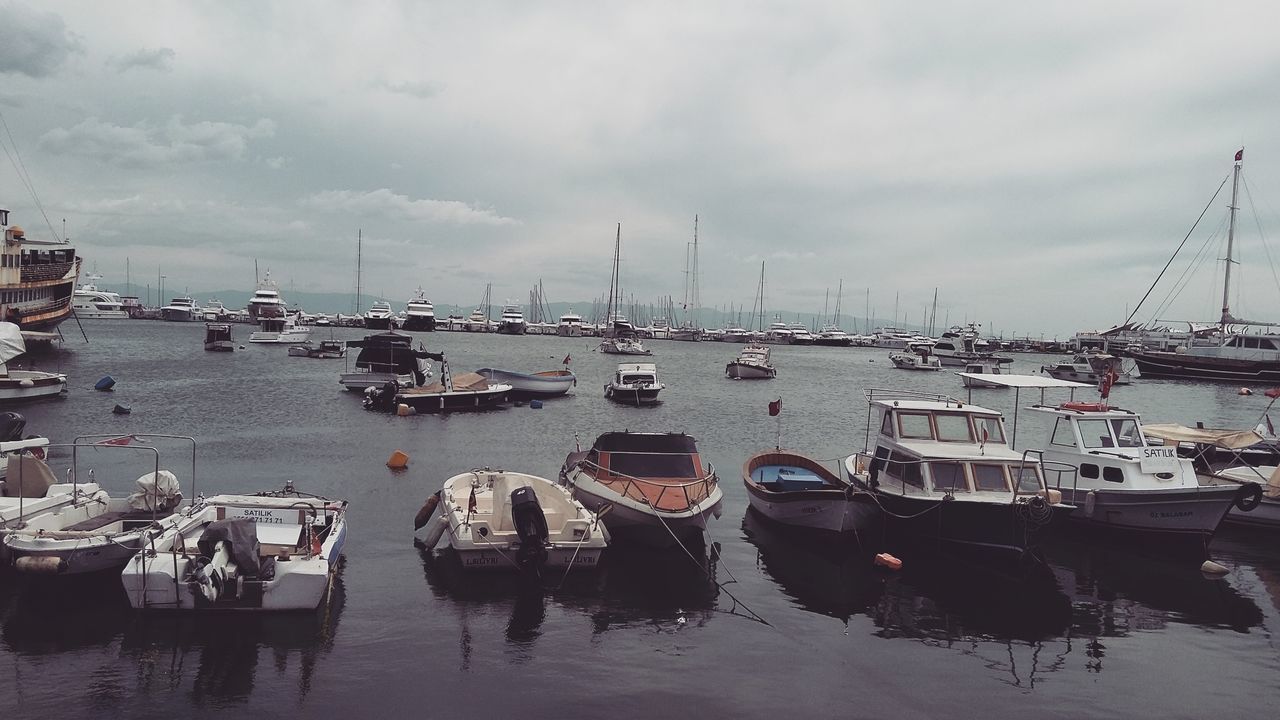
[
  {"left": 1235, "top": 148, "right": 1244, "bottom": 162},
  {"left": 768, "top": 397, "right": 782, "bottom": 416},
  {"left": 563, "top": 353, "right": 571, "bottom": 365}
]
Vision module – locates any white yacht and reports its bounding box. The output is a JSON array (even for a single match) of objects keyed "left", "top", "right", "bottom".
[
  {"left": 363, "top": 301, "right": 394, "bottom": 330},
  {"left": 247, "top": 270, "right": 286, "bottom": 322},
  {"left": 786, "top": 322, "right": 815, "bottom": 345},
  {"left": 159, "top": 296, "right": 199, "bottom": 322},
  {"left": 201, "top": 300, "right": 231, "bottom": 321},
  {"left": 557, "top": 311, "right": 585, "bottom": 337},
  {"left": 403, "top": 288, "right": 436, "bottom": 331},
  {"left": 248, "top": 314, "right": 312, "bottom": 344},
  {"left": 814, "top": 325, "right": 854, "bottom": 347},
  {"left": 497, "top": 303, "right": 527, "bottom": 335},
  {"left": 464, "top": 308, "right": 493, "bottom": 332},
  {"left": 762, "top": 318, "right": 794, "bottom": 345},
  {"left": 72, "top": 275, "right": 128, "bottom": 319}
]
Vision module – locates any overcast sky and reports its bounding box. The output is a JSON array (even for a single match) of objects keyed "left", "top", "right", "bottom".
[{"left": 2, "top": 1, "right": 1280, "bottom": 337}]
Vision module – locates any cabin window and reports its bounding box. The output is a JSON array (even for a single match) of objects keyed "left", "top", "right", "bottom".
[
  {"left": 1049, "top": 418, "right": 1076, "bottom": 447},
  {"left": 897, "top": 413, "right": 933, "bottom": 440},
  {"left": 1077, "top": 419, "right": 1114, "bottom": 449},
  {"left": 1011, "top": 465, "right": 1042, "bottom": 493},
  {"left": 1102, "top": 466, "right": 1124, "bottom": 483},
  {"left": 935, "top": 414, "right": 973, "bottom": 442},
  {"left": 973, "top": 464, "right": 1009, "bottom": 492},
  {"left": 1109, "top": 419, "right": 1143, "bottom": 448},
  {"left": 930, "top": 462, "right": 969, "bottom": 493},
  {"left": 1262, "top": 338, "right": 1279, "bottom": 351},
  {"left": 1080, "top": 463, "right": 1100, "bottom": 479},
  {"left": 880, "top": 411, "right": 894, "bottom": 437},
  {"left": 885, "top": 451, "right": 925, "bottom": 490},
  {"left": 975, "top": 416, "right": 1004, "bottom": 444}
]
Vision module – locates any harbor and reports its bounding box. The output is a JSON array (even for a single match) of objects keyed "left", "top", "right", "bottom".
[{"left": 1, "top": 320, "right": 1279, "bottom": 717}]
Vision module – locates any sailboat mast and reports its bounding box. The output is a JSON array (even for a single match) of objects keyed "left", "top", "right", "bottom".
[
  {"left": 355, "top": 229, "right": 363, "bottom": 315},
  {"left": 1222, "top": 150, "right": 1243, "bottom": 327},
  {"left": 835, "top": 279, "right": 843, "bottom": 329},
  {"left": 691, "top": 215, "right": 700, "bottom": 329}
]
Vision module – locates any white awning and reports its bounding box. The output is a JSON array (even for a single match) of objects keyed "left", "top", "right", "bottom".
[
  {"left": 1142, "top": 423, "right": 1264, "bottom": 450},
  {"left": 955, "top": 373, "right": 1092, "bottom": 389}
]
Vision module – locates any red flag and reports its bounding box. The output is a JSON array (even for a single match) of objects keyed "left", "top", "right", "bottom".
[
  {"left": 982, "top": 426, "right": 989, "bottom": 444},
  {"left": 467, "top": 486, "right": 477, "bottom": 514},
  {"left": 97, "top": 435, "right": 134, "bottom": 446},
  {"left": 1099, "top": 368, "right": 1117, "bottom": 400},
  {"left": 1266, "top": 387, "right": 1280, "bottom": 399},
  {"left": 562, "top": 354, "right": 571, "bottom": 365},
  {"left": 1267, "top": 414, "right": 1275, "bottom": 437},
  {"left": 768, "top": 398, "right": 782, "bottom": 416},
  {"left": 1235, "top": 149, "right": 1244, "bottom": 162}
]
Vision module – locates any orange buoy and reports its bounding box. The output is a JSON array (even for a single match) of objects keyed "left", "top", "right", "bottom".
[
  {"left": 387, "top": 450, "right": 410, "bottom": 469},
  {"left": 874, "top": 552, "right": 903, "bottom": 570}
]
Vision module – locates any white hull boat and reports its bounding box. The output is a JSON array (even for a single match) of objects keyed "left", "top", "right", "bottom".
[
  {"left": 417, "top": 468, "right": 608, "bottom": 571},
  {"left": 0, "top": 322, "right": 68, "bottom": 401},
  {"left": 249, "top": 315, "right": 312, "bottom": 344},
  {"left": 889, "top": 351, "right": 943, "bottom": 370},
  {"left": 725, "top": 344, "right": 776, "bottom": 379},
  {"left": 743, "top": 450, "right": 878, "bottom": 533},
  {"left": 121, "top": 486, "right": 348, "bottom": 611},
  {"left": 604, "top": 363, "right": 664, "bottom": 405}
]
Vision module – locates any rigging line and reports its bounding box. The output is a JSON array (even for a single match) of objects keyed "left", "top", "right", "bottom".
[
  {"left": 1241, "top": 174, "right": 1280, "bottom": 303},
  {"left": 1148, "top": 217, "right": 1225, "bottom": 323},
  {"left": 1123, "top": 172, "right": 1230, "bottom": 327},
  {"left": 0, "top": 109, "right": 60, "bottom": 242}
]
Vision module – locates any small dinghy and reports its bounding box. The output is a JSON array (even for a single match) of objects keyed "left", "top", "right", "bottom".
[
  {"left": 121, "top": 483, "right": 348, "bottom": 611},
  {"left": 742, "top": 450, "right": 878, "bottom": 533},
  {"left": 417, "top": 468, "right": 608, "bottom": 571},
  {"left": 476, "top": 368, "right": 575, "bottom": 398}
]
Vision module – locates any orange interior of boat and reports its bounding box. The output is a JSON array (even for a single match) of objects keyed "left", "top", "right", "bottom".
[{"left": 586, "top": 453, "right": 714, "bottom": 512}]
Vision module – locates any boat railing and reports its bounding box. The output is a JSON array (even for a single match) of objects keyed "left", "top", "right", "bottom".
[
  {"left": 1033, "top": 450, "right": 1082, "bottom": 499},
  {"left": 847, "top": 449, "right": 1068, "bottom": 501},
  {"left": 863, "top": 388, "right": 965, "bottom": 406},
  {"left": 575, "top": 458, "right": 718, "bottom": 512}
]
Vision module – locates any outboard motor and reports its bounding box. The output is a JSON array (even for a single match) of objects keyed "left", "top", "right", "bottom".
[
  {"left": 362, "top": 379, "right": 400, "bottom": 412},
  {"left": 194, "top": 540, "right": 240, "bottom": 602},
  {"left": 509, "top": 486, "right": 550, "bottom": 571},
  {"left": 192, "top": 518, "right": 261, "bottom": 603},
  {"left": 0, "top": 412, "right": 27, "bottom": 442}
]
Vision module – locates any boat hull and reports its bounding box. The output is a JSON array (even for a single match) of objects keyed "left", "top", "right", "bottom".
[
  {"left": 1131, "top": 351, "right": 1280, "bottom": 383},
  {"left": 402, "top": 316, "right": 436, "bottom": 332},
  {"left": 568, "top": 483, "right": 721, "bottom": 548},
  {"left": 726, "top": 362, "right": 775, "bottom": 379},
  {"left": 604, "top": 385, "right": 661, "bottom": 404},
  {"left": 395, "top": 387, "right": 511, "bottom": 412},
  {"left": 1057, "top": 485, "right": 1238, "bottom": 537},
  {"left": 0, "top": 371, "right": 68, "bottom": 401},
  {"left": 476, "top": 368, "right": 575, "bottom": 398}
]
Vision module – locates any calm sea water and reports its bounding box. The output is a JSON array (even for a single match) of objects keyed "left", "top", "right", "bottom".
[{"left": 2, "top": 321, "right": 1279, "bottom": 718}]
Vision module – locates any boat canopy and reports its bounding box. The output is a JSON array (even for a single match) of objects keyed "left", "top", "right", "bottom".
[
  {"left": 592, "top": 432, "right": 697, "bottom": 454},
  {"left": 0, "top": 322, "right": 25, "bottom": 365},
  {"left": 346, "top": 332, "right": 441, "bottom": 373},
  {"left": 954, "top": 373, "right": 1091, "bottom": 389},
  {"left": 1142, "top": 423, "right": 1264, "bottom": 450}
]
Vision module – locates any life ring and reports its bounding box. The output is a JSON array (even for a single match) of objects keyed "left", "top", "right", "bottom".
[
  {"left": 1234, "top": 482, "right": 1264, "bottom": 513},
  {"left": 1060, "top": 402, "right": 1108, "bottom": 412}
]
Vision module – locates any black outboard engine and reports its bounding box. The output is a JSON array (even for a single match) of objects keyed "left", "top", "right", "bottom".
[
  {"left": 363, "top": 380, "right": 401, "bottom": 412},
  {"left": 0, "top": 412, "right": 27, "bottom": 443},
  {"left": 510, "top": 486, "right": 550, "bottom": 571}
]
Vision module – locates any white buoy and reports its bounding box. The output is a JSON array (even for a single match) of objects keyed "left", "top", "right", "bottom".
[{"left": 1201, "top": 560, "right": 1229, "bottom": 575}]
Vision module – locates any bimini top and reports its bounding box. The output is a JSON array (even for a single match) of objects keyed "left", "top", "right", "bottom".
[
  {"left": 583, "top": 432, "right": 704, "bottom": 482},
  {"left": 1142, "top": 423, "right": 1264, "bottom": 450}
]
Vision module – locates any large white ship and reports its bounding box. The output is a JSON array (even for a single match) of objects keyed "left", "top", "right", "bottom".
[{"left": 0, "top": 207, "right": 82, "bottom": 332}]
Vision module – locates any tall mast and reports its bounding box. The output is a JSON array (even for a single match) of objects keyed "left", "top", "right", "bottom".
[
  {"left": 835, "top": 279, "right": 843, "bottom": 329},
  {"left": 691, "top": 215, "right": 700, "bottom": 329},
  {"left": 1221, "top": 149, "right": 1243, "bottom": 327},
  {"left": 355, "top": 229, "right": 363, "bottom": 315}
]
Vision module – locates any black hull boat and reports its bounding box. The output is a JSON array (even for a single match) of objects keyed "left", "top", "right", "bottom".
[
  {"left": 402, "top": 317, "right": 435, "bottom": 332},
  {"left": 1130, "top": 350, "right": 1280, "bottom": 383}
]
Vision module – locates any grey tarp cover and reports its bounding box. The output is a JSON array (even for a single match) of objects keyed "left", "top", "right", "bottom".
[{"left": 197, "top": 518, "right": 261, "bottom": 575}]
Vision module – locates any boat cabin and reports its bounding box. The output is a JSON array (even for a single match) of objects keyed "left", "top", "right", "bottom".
[
  {"left": 1030, "top": 404, "right": 1199, "bottom": 491},
  {"left": 614, "top": 363, "right": 659, "bottom": 387},
  {"left": 862, "top": 392, "right": 1047, "bottom": 497}
]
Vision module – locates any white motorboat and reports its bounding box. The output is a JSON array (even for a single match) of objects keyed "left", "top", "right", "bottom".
[
  {"left": 1032, "top": 402, "right": 1248, "bottom": 539},
  {"left": 889, "top": 350, "right": 943, "bottom": 370},
  {"left": 364, "top": 300, "right": 394, "bottom": 330},
  {"left": 599, "top": 336, "right": 651, "bottom": 355},
  {"left": 340, "top": 331, "right": 432, "bottom": 391},
  {"left": 0, "top": 321, "right": 67, "bottom": 401},
  {"left": 742, "top": 450, "right": 878, "bottom": 533},
  {"left": 726, "top": 343, "right": 776, "bottom": 379},
  {"left": 2, "top": 434, "right": 190, "bottom": 576},
  {"left": 958, "top": 361, "right": 1006, "bottom": 388},
  {"left": 247, "top": 270, "right": 286, "bottom": 322},
  {"left": 786, "top": 323, "right": 815, "bottom": 345},
  {"left": 248, "top": 314, "right": 312, "bottom": 343},
  {"left": 560, "top": 432, "right": 723, "bottom": 548},
  {"left": 201, "top": 300, "right": 232, "bottom": 321},
  {"left": 373, "top": 354, "right": 511, "bottom": 413},
  {"left": 604, "top": 362, "right": 664, "bottom": 405},
  {"left": 1041, "top": 353, "right": 1135, "bottom": 385},
  {"left": 121, "top": 484, "right": 348, "bottom": 611},
  {"left": 72, "top": 275, "right": 128, "bottom": 319},
  {"left": 497, "top": 303, "right": 527, "bottom": 335},
  {"left": 931, "top": 323, "right": 1013, "bottom": 367},
  {"left": 813, "top": 325, "right": 854, "bottom": 347},
  {"left": 403, "top": 288, "right": 436, "bottom": 331},
  {"left": 464, "top": 308, "right": 494, "bottom": 332},
  {"left": 0, "top": 437, "right": 99, "bottom": 532},
  {"left": 557, "top": 310, "right": 585, "bottom": 337},
  {"left": 844, "top": 389, "right": 1073, "bottom": 566},
  {"left": 159, "top": 296, "right": 199, "bottom": 322},
  {"left": 476, "top": 368, "right": 575, "bottom": 398},
  {"left": 417, "top": 468, "right": 608, "bottom": 571}
]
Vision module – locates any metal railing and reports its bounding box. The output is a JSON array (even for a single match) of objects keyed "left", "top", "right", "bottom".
[{"left": 572, "top": 458, "right": 718, "bottom": 513}]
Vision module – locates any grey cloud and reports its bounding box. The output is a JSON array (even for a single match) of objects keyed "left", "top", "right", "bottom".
[
  {"left": 109, "top": 47, "right": 176, "bottom": 73},
  {"left": 302, "top": 189, "right": 519, "bottom": 227},
  {"left": 39, "top": 116, "right": 276, "bottom": 166},
  {"left": 376, "top": 80, "right": 442, "bottom": 99},
  {"left": 0, "top": 3, "right": 81, "bottom": 77}
]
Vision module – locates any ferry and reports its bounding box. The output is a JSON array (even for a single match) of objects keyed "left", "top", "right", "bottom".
[{"left": 0, "top": 208, "right": 82, "bottom": 332}]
